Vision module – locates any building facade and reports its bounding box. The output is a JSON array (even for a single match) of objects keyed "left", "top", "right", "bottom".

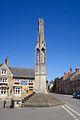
[
  {"left": 0, "top": 62, "right": 34, "bottom": 100},
  {"left": 55, "top": 67, "right": 80, "bottom": 94}
]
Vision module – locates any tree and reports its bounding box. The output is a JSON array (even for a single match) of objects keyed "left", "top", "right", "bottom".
[{"left": 50, "top": 77, "right": 59, "bottom": 92}]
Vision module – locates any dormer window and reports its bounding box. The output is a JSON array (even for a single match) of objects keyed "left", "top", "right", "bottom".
[{"left": 1, "top": 69, "right": 7, "bottom": 75}]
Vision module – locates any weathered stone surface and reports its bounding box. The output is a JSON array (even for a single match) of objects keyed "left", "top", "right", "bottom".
[
  {"left": 22, "top": 93, "right": 64, "bottom": 107},
  {"left": 34, "top": 18, "right": 47, "bottom": 93}
]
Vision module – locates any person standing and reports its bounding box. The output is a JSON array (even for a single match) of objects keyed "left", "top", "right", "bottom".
[{"left": 3, "top": 100, "right": 6, "bottom": 108}]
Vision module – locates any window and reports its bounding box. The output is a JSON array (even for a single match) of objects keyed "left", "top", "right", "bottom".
[
  {"left": 14, "top": 79, "right": 20, "bottom": 84},
  {"left": 29, "top": 80, "right": 33, "bottom": 83},
  {"left": 13, "top": 87, "right": 21, "bottom": 96},
  {"left": 1, "top": 69, "right": 7, "bottom": 75},
  {"left": 29, "top": 86, "right": 33, "bottom": 90},
  {"left": 29, "top": 83, "right": 33, "bottom": 85},
  {"left": 36, "top": 48, "right": 40, "bottom": 64},
  {"left": 2, "top": 78, "right": 7, "bottom": 83},
  {"left": 16, "top": 88, "right": 20, "bottom": 94},
  {"left": 21, "top": 80, "right": 27, "bottom": 85},
  {"left": 0, "top": 78, "right": 7, "bottom": 83},
  {"left": 29, "top": 86, "right": 33, "bottom": 88},
  {"left": 0, "top": 88, "right": 7, "bottom": 96}
]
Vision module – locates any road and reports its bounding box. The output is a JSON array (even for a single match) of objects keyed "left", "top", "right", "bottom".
[
  {"left": 0, "top": 94, "right": 80, "bottom": 120},
  {"left": 53, "top": 93, "right": 80, "bottom": 113},
  {"left": 53, "top": 93, "right": 80, "bottom": 120}
]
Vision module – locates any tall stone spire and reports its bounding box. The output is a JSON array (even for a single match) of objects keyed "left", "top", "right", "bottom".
[{"left": 34, "top": 18, "right": 47, "bottom": 93}]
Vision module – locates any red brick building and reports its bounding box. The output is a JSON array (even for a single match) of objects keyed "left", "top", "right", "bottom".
[{"left": 55, "top": 67, "right": 80, "bottom": 94}]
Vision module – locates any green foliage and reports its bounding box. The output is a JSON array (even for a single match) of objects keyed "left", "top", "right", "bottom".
[{"left": 50, "top": 77, "right": 59, "bottom": 92}]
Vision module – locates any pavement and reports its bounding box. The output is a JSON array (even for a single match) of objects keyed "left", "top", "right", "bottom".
[
  {"left": 0, "top": 106, "right": 76, "bottom": 120},
  {"left": 0, "top": 100, "right": 11, "bottom": 108},
  {"left": 0, "top": 94, "right": 80, "bottom": 120}
]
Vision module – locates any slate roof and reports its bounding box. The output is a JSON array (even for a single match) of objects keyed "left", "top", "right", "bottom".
[
  {"left": 68, "top": 72, "right": 76, "bottom": 79},
  {"left": 72, "top": 73, "right": 80, "bottom": 80},
  {"left": 65, "top": 72, "right": 76, "bottom": 81},
  {"left": 9, "top": 67, "right": 35, "bottom": 78}
]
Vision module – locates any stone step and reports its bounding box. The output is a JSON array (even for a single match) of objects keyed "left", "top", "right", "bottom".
[{"left": 21, "top": 93, "right": 64, "bottom": 107}]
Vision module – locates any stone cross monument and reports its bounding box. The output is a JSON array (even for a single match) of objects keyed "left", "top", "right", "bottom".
[{"left": 34, "top": 18, "right": 47, "bottom": 93}]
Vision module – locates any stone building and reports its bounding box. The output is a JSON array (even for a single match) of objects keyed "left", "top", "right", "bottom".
[
  {"left": 0, "top": 62, "right": 34, "bottom": 100},
  {"left": 55, "top": 67, "right": 80, "bottom": 94},
  {"left": 0, "top": 18, "right": 47, "bottom": 102}
]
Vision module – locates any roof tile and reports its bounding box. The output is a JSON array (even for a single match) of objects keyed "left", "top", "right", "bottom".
[{"left": 9, "top": 67, "right": 34, "bottom": 78}]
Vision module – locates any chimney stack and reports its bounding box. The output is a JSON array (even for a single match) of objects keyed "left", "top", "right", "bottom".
[
  {"left": 63, "top": 72, "right": 68, "bottom": 80},
  {"left": 75, "top": 67, "right": 79, "bottom": 73},
  {"left": 68, "top": 67, "right": 72, "bottom": 75},
  {"left": 70, "top": 67, "right": 72, "bottom": 73},
  {"left": 5, "top": 57, "right": 9, "bottom": 66}
]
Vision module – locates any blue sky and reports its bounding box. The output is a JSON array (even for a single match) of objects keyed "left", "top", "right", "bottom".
[{"left": 0, "top": 0, "right": 80, "bottom": 80}]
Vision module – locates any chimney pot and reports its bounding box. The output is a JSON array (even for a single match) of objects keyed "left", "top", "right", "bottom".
[{"left": 75, "top": 67, "right": 79, "bottom": 73}]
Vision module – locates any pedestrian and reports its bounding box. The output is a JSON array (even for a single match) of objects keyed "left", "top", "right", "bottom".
[{"left": 3, "top": 100, "right": 6, "bottom": 108}]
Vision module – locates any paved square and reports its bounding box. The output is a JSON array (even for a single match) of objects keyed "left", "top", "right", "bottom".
[{"left": 0, "top": 106, "right": 74, "bottom": 120}]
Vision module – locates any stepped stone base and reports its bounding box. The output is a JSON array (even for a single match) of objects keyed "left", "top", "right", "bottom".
[{"left": 22, "top": 93, "right": 64, "bottom": 107}]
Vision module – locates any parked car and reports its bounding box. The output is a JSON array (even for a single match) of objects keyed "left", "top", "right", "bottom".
[{"left": 73, "top": 90, "right": 80, "bottom": 99}]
